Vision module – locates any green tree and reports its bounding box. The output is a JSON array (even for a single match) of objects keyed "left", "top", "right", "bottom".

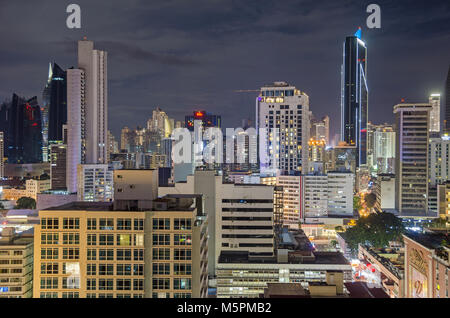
[
  {"left": 15, "top": 197, "right": 36, "bottom": 209},
  {"left": 335, "top": 226, "right": 344, "bottom": 232},
  {"left": 344, "top": 212, "right": 404, "bottom": 251},
  {"left": 426, "top": 217, "right": 448, "bottom": 229},
  {"left": 365, "top": 193, "right": 377, "bottom": 209},
  {"left": 353, "top": 196, "right": 362, "bottom": 211}
]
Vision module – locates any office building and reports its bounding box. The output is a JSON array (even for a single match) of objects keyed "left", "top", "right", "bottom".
[
  {"left": 428, "top": 135, "right": 450, "bottom": 186},
  {"left": 256, "top": 82, "right": 310, "bottom": 175},
  {"left": 261, "top": 175, "right": 302, "bottom": 228},
  {"left": 0, "top": 228, "right": 33, "bottom": 298},
  {"left": 185, "top": 111, "right": 221, "bottom": 132},
  {"left": 50, "top": 144, "right": 67, "bottom": 190},
  {"left": 220, "top": 183, "right": 274, "bottom": 256},
  {"left": 216, "top": 229, "right": 351, "bottom": 298},
  {"left": 301, "top": 172, "right": 354, "bottom": 219},
  {"left": 374, "top": 174, "right": 396, "bottom": 213},
  {"left": 302, "top": 174, "right": 328, "bottom": 218},
  {"left": 0, "top": 132, "right": 4, "bottom": 178},
  {"left": 429, "top": 94, "right": 441, "bottom": 133},
  {"left": 43, "top": 63, "right": 67, "bottom": 144},
  {"left": 394, "top": 103, "right": 432, "bottom": 217},
  {"left": 327, "top": 172, "right": 354, "bottom": 216},
  {"left": 77, "top": 164, "right": 113, "bottom": 202},
  {"left": 159, "top": 171, "right": 275, "bottom": 275},
  {"left": 2, "top": 178, "right": 51, "bottom": 201},
  {"left": 373, "top": 124, "right": 396, "bottom": 174},
  {"left": 0, "top": 94, "right": 43, "bottom": 164},
  {"left": 341, "top": 28, "right": 368, "bottom": 167},
  {"left": 311, "top": 115, "right": 330, "bottom": 146},
  {"left": 33, "top": 194, "right": 208, "bottom": 298}
]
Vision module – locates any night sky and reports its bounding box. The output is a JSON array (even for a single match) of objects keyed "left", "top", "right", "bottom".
[{"left": 0, "top": 0, "right": 449, "bottom": 140}]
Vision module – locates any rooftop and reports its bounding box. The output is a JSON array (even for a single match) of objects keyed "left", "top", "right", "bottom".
[
  {"left": 218, "top": 250, "right": 349, "bottom": 266},
  {"left": 404, "top": 231, "right": 449, "bottom": 250},
  {"left": 43, "top": 201, "right": 114, "bottom": 211},
  {"left": 263, "top": 283, "right": 309, "bottom": 298},
  {"left": 344, "top": 282, "right": 390, "bottom": 298}
]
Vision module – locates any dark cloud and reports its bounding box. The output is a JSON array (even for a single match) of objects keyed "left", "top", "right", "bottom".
[{"left": 0, "top": 0, "right": 449, "bottom": 140}]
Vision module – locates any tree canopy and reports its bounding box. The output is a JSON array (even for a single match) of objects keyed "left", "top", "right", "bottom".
[
  {"left": 15, "top": 197, "right": 36, "bottom": 209},
  {"left": 344, "top": 212, "right": 404, "bottom": 251},
  {"left": 364, "top": 193, "right": 377, "bottom": 209},
  {"left": 353, "top": 196, "right": 362, "bottom": 211}
]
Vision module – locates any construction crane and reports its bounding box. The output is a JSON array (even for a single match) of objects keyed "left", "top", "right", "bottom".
[{"left": 233, "top": 89, "right": 259, "bottom": 93}]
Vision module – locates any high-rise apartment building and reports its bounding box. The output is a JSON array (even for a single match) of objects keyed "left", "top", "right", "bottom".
[
  {"left": 429, "top": 94, "right": 441, "bottom": 133},
  {"left": 77, "top": 39, "right": 108, "bottom": 165},
  {"left": 67, "top": 39, "right": 108, "bottom": 194},
  {"left": 445, "top": 66, "right": 450, "bottom": 133},
  {"left": 428, "top": 135, "right": 450, "bottom": 186},
  {"left": 341, "top": 28, "right": 368, "bottom": 167},
  {"left": 66, "top": 68, "right": 86, "bottom": 193},
  {"left": 394, "top": 103, "right": 432, "bottom": 217},
  {"left": 256, "top": 82, "right": 310, "bottom": 175},
  {"left": 148, "top": 108, "right": 174, "bottom": 139}
]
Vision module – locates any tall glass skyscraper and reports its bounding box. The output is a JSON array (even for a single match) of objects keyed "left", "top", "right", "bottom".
[
  {"left": 341, "top": 28, "right": 368, "bottom": 167},
  {"left": 0, "top": 94, "right": 43, "bottom": 163},
  {"left": 43, "top": 63, "right": 67, "bottom": 142}
]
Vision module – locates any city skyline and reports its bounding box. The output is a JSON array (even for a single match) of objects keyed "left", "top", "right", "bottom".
[{"left": 0, "top": 0, "right": 449, "bottom": 140}]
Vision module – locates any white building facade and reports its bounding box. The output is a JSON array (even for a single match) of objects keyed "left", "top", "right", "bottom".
[{"left": 256, "top": 82, "right": 310, "bottom": 176}]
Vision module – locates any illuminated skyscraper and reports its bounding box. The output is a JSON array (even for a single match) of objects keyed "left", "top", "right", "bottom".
[
  {"left": 185, "top": 111, "right": 221, "bottom": 132},
  {"left": 66, "top": 39, "right": 108, "bottom": 193},
  {"left": 341, "top": 28, "right": 368, "bottom": 167},
  {"left": 429, "top": 93, "right": 440, "bottom": 133},
  {"left": 256, "top": 82, "right": 310, "bottom": 175},
  {"left": 445, "top": 66, "right": 450, "bottom": 133},
  {"left": 0, "top": 94, "right": 43, "bottom": 164},
  {"left": 77, "top": 39, "right": 108, "bottom": 164},
  {"left": 43, "top": 63, "right": 67, "bottom": 143},
  {"left": 394, "top": 103, "right": 432, "bottom": 217}
]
